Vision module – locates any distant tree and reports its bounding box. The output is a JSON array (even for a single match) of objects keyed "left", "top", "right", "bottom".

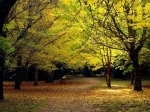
[
  {"left": 14, "top": 55, "right": 22, "bottom": 89},
  {"left": 32, "top": 64, "right": 38, "bottom": 86}
]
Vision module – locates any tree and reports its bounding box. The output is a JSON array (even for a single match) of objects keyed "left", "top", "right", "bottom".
[
  {"left": 6, "top": 0, "right": 56, "bottom": 86},
  {"left": 81, "top": 0, "right": 150, "bottom": 91},
  {"left": 0, "top": 0, "right": 17, "bottom": 100}
]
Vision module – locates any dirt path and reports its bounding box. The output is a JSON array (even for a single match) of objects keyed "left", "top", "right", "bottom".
[{"left": 36, "top": 77, "right": 101, "bottom": 112}]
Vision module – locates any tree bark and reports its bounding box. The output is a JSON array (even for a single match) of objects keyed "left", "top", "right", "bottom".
[
  {"left": 24, "top": 61, "right": 29, "bottom": 82},
  {"left": 0, "top": 69, "right": 4, "bottom": 101},
  {"left": 45, "top": 72, "right": 53, "bottom": 83},
  {"left": 129, "top": 51, "right": 142, "bottom": 91},
  {"left": 33, "top": 64, "right": 38, "bottom": 86},
  {"left": 14, "top": 67, "right": 21, "bottom": 89},
  {"left": 0, "top": 49, "right": 5, "bottom": 100},
  {"left": 14, "top": 56, "right": 22, "bottom": 89},
  {"left": 106, "top": 63, "right": 111, "bottom": 87},
  {"left": 134, "top": 67, "right": 142, "bottom": 91},
  {"left": 131, "top": 70, "right": 134, "bottom": 84},
  {"left": 105, "top": 48, "right": 111, "bottom": 87}
]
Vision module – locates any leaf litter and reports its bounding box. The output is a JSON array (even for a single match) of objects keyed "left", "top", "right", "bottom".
[{"left": 1, "top": 77, "right": 150, "bottom": 112}]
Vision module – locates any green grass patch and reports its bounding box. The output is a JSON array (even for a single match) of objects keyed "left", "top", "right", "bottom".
[
  {"left": 93, "top": 100, "right": 150, "bottom": 112},
  {"left": 0, "top": 98, "right": 45, "bottom": 112}
]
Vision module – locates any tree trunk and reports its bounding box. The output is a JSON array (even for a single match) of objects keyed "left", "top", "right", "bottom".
[
  {"left": 105, "top": 49, "right": 111, "bottom": 87},
  {"left": 14, "top": 56, "right": 22, "bottom": 89},
  {"left": 131, "top": 70, "right": 134, "bottom": 84},
  {"left": 106, "top": 63, "right": 111, "bottom": 87},
  {"left": 129, "top": 51, "right": 142, "bottom": 91},
  {"left": 33, "top": 64, "right": 38, "bottom": 86},
  {"left": 14, "top": 67, "right": 21, "bottom": 89},
  {"left": 0, "top": 50, "right": 5, "bottom": 100},
  {"left": 25, "top": 61, "right": 29, "bottom": 82},
  {"left": 0, "top": 70, "right": 4, "bottom": 101},
  {"left": 134, "top": 67, "right": 142, "bottom": 91},
  {"left": 45, "top": 72, "right": 53, "bottom": 83}
]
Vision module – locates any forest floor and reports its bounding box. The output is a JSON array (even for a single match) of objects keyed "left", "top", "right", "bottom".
[{"left": 1, "top": 76, "right": 150, "bottom": 112}]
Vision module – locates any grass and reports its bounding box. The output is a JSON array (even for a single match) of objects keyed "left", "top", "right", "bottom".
[
  {"left": 0, "top": 99, "right": 44, "bottom": 112},
  {"left": 93, "top": 100, "right": 150, "bottom": 112},
  {"left": 87, "top": 78, "right": 150, "bottom": 112},
  {"left": 1, "top": 77, "right": 150, "bottom": 112}
]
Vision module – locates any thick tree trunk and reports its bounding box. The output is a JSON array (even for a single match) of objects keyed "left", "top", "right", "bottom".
[
  {"left": 133, "top": 67, "right": 142, "bottom": 91},
  {"left": 130, "top": 52, "right": 142, "bottom": 91}
]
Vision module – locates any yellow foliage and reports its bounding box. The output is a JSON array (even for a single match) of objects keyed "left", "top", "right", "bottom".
[
  {"left": 142, "top": 0, "right": 150, "bottom": 4},
  {"left": 87, "top": 0, "right": 95, "bottom": 5},
  {"left": 113, "top": 0, "right": 120, "bottom": 4},
  {"left": 98, "top": 7, "right": 106, "bottom": 14},
  {"left": 79, "top": 10, "right": 87, "bottom": 16},
  {"left": 61, "top": 0, "right": 71, "bottom": 5},
  {"left": 28, "top": 28, "right": 36, "bottom": 34}
]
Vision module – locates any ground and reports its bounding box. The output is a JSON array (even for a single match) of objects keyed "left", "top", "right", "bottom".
[
  {"left": 36, "top": 77, "right": 100, "bottom": 112},
  {"left": 1, "top": 76, "right": 150, "bottom": 112}
]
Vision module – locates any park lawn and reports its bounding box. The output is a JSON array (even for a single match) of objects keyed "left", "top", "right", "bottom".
[
  {"left": 0, "top": 77, "right": 150, "bottom": 112},
  {"left": 88, "top": 79, "right": 150, "bottom": 112}
]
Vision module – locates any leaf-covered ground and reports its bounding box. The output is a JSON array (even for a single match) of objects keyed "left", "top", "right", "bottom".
[{"left": 1, "top": 77, "right": 150, "bottom": 112}]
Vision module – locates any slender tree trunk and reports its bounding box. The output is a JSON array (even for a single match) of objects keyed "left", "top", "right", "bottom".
[
  {"left": 25, "top": 61, "right": 29, "bottom": 82},
  {"left": 0, "top": 52, "right": 5, "bottom": 100},
  {"left": 14, "top": 67, "right": 21, "bottom": 89},
  {"left": 105, "top": 48, "right": 111, "bottom": 87},
  {"left": 106, "top": 62, "right": 111, "bottom": 87},
  {"left": 33, "top": 64, "right": 38, "bottom": 86},
  {"left": 14, "top": 56, "right": 22, "bottom": 89},
  {"left": 0, "top": 50, "right": 5, "bottom": 100},
  {"left": 104, "top": 65, "right": 111, "bottom": 87},
  {"left": 0, "top": 70, "right": 4, "bottom": 101}
]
